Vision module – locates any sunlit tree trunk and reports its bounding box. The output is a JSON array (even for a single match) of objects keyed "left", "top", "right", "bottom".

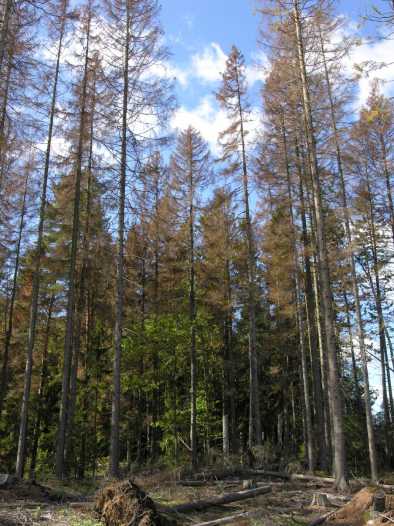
[
  {"left": 15, "top": 0, "right": 68, "bottom": 478},
  {"left": 110, "top": 0, "right": 130, "bottom": 477},
  {"left": 56, "top": 2, "right": 91, "bottom": 478},
  {"left": 293, "top": 0, "right": 347, "bottom": 489},
  {"left": 29, "top": 294, "right": 55, "bottom": 480},
  {"left": 318, "top": 25, "right": 378, "bottom": 481},
  {"left": 282, "top": 119, "right": 314, "bottom": 470}
]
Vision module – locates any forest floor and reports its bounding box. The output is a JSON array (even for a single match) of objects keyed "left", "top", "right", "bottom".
[{"left": 0, "top": 470, "right": 390, "bottom": 526}]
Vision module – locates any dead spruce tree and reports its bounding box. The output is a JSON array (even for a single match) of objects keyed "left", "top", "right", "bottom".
[
  {"left": 216, "top": 46, "right": 262, "bottom": 448},
  {"left": 55, "top": 0, "right": 93, "bottom": 479},
  {"left": 103, "top": 0, "right": 173, "bottom": 477},
  {"left": 290, "top": 0, "right": 348, "bottom": 489},
  {"left": 15, "top": 0, "right": 70, "bottom": 479}
]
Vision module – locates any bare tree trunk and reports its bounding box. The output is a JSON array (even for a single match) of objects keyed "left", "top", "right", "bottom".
[
  {"left": 15, "top": 0, "right": 67, "bottom": 478},
  {"left": 109, "top": 0, "right": 130, "bottom": 478},
  {"left": 188, "top": 134, "right": 197, "bottom": 470},
  {"left": 380, "top": 136, "right": 394, "bottom": 246},
  {"left": 29, "top": 295, "right": 54, "bottom": 480},
  {"left": 364, "top": 171, "right": 392, "bottom": 456},
  {"left": 296, "top": 143, "right": 328, "bottom": 470},
  {"left": 234, "top": 67, "right": 261, "bottom": 447},
  {"left": 0, "top": 171, "right": 28, "bottom": 416},
  {"left": 282, "top": 119, "right": 314, "bottom": 471},
  {"left": 293, "top": 0, "right": 347, "bottom": 489},
  {"left": 342, "top": 291, "right": 362, "bottom": 410},
  {"left": 55, "top": 3, "right": 91, "bottom": 478},
  {"left": 0, "top": 0, "right": 12, "bottom": 74},
  {"left": 318, "top": 25, "right": 378, "bottom": 481},
  {"left": 0, "top": 57, "right": 12, "bottom": 193},
  {"left": 65, "top": 67, "right": 95, "bottom": 470},
  {"left": 222, "top": 257, "right": 232, "bottom": 457}
]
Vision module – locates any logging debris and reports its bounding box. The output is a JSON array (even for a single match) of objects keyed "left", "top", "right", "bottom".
[{"left": 95, "top": 479, "right": 175, "bottom": 526}]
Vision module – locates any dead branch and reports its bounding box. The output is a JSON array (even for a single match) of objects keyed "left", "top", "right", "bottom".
[{"left": 191, "top": 510, "right": 263, "bottom": 525}]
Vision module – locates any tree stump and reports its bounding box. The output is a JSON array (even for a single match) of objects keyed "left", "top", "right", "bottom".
[
  {"left": 374, "top": 490, "right": 386, "bottom": 512},
  {"left": 242, "top": 479, "right": 256, "bottom": 490},
  {"left": 310, "top": 493, "right": 332, "bottom": 508},
  {"left": 0, "top": 474, "right": 16, "bottom": 487}
]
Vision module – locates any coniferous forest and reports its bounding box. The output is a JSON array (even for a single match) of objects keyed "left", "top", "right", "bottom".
[{"left": 1, "top": 0, "right": 394, "bottom": 511}]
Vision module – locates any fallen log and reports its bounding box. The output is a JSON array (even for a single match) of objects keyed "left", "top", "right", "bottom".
[
  {"left": 168, "top": 485, "right": 272, "bottom": 513},
  {"left": 308, "top": 510, "right": 337, "bottom": 526},
  {"left": 254, "top": 471, "right": 394, "bottom": 491},
  {"left": 192, "top": 510, "right": 263, "bottom": 525}
]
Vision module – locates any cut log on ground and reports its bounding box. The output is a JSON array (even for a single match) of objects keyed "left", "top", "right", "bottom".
[
  {"left": 308, "top": 510, "right": 337, "bottom": 526},
  {"left": 167, "top": 485, "right": 272, "bottom": 513},
  {"left": 192, "top": 510, "right": 263, "bottom": 525}
]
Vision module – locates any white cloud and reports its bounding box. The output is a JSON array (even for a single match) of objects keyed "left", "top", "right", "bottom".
[
  {"left": 331, "top": 20, "right": 394, "bottom": 108},
  {"left": 144, "top": 61, "right": 189, "bottom": 87},
  {"left": 350, "top": 36, "right": 394, "bottom": 107},
  {"left": 186, "top": 42, "right": 268, "bottom": 87},
  {"left": 171, "top": 95, "right": 262, "bottom": 154},
  {"left": 191, "top": 42, "right": 228, "bottom": 83},
  {"left": 171, "top": 95, "right": 229, "bottom": 152}
]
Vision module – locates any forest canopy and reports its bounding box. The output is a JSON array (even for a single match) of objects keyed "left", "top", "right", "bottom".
[{"left": 0, "top": 0, "right": 393, "bottom": 491}]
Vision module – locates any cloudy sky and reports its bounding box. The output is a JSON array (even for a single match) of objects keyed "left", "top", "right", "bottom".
[
  {"left": 157, "top": 0, "right": 394, "bottom": 406},
  {"left": 159, "top": 0, "right": 394, "bottom": 152}
]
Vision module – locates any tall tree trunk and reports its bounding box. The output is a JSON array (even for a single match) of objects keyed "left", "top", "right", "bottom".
[
  {"left": 109, "top": 0, "right": 130, "bottom": 478},
  {"left": 318, "top": 25, "right": 378, "bottom": 481},
  {"left": 29, "top": 295, "right": 55, "bottom": 480},
  {"left": 0, "top": 171, "right": 28, "bottom": 416},
  {"left": 65, "top": 66, "right": 95, "bottom": 470},
  {"left": 342, "top": 291, "right": 362, "bottom": 410},
  {"left": 15, "top": 0, "right": 67, "bottom": 478},
  {"left": 55, "top": 3, "right": 91, "bottom": 478},
  {"left": 0, "top": 56, "right": 12, "bottom": 193},
  {"left": 380, "top": 136, "right": 394, "bottom": 246},
  {"left": 364, "top": 170, "right": 392, "bottom": 456},
  {"left": 188, "top": 134, "right": 197, "bottom": 470},
  {"left": 222, "top": 215, "right": 233, "bottom": 456},
  {"left": 296, "top": 140, "right": 328, "bottom": 470},
  {"left": 234, "top": 66, "right": 261, "bottom": 447},
  {"left": 0, "top": 0, "right": 12, "bottom": 74},
  {"left": 282, "top": 119, "right": 314, "bottom": 471},
  {"left": 293, "top": 0, "right": 347, "bottom": 489}
]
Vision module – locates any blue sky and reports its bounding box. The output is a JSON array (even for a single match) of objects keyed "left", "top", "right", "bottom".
[
  {"left": 159, "top": 0, "right": 394, "bottom": 153},
  {"left": 158, "top": 0, "right": 394, "bottom": 407}
]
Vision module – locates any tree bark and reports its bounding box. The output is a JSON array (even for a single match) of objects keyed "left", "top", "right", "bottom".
[
  {"left": 15, "top": 2, "right": 67, "bottom": 477},
  {"left": 55, "top": 2, "right": 91, "bottom": 478},
  {"left": 318, "top": 24, "right": 378, "bottom": 481},
  {"left": 234, "top": 65, "right": 261, "bottom": 448},
  {"left": 109, "top": 0, "right": 130, "bottom": 478},
  {"left": 29, "top": 294, "right": 55, "bottom": 480},
  {"left": 282, "top": 118, "right": 314, "bottom": 471},
  {"left": 293, "top": 0, "right": 347, "bottom": 489},
  {"left": 188, "top": 132, "right": 197, "bottom": 470}
]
